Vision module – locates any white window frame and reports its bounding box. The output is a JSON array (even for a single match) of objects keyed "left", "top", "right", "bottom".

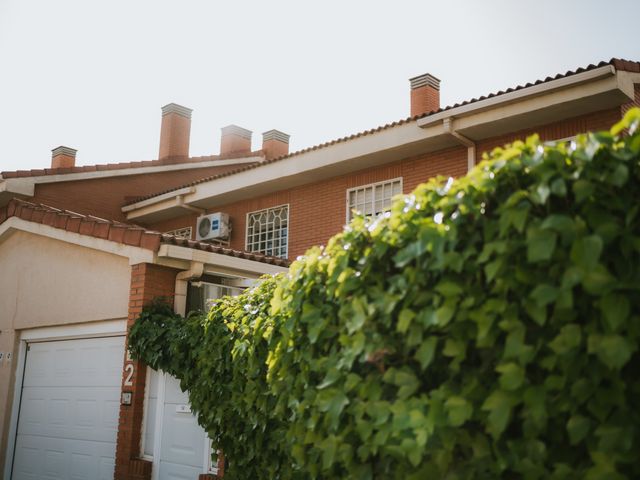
[
  {"left": 245, "top": 204, "right": 290, "bottom": 259},
  {"left": 345, "top": 177, "right": 403, "bottom": 222}
]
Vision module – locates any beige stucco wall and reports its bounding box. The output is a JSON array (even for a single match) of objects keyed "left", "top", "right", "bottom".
[{"left": 0, "top": 229, "right": 131, "bottom": 473}]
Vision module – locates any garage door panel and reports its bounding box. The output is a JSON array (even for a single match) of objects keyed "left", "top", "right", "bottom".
[
  {"left": 17, "top": 386, "right": 120, "bottom": 442},
  {"left": 23, "top": 338, "right": 124, "bottom": 388},
  {"left": 11, "top": 336, "right": 124, "bottom": 480},
  {"left": 13, "top": 434, "right": 116, "bottom": 480}
]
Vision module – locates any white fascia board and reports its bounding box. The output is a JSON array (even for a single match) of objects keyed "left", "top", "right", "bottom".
[
  {"left": 121, "top": 187, "right": 195, "bottom": 212},
  {"left": 157, "top": 244, "right": 288, "bottom": 277},
  {"left": 125, "top": 65, "right": 632, "bottom": 222},
  {"left": 0, "top": 178, "right": 36, "bottom": 196},
  {"left": 1, "top": 156, "right": 262, "bottom": 186},
  {"left": 20, "top": 319, "right": 127, "bottom": 342},
  {"left": 0, "top": 217, "right": 155, "bottom": 265},
  {"left": 418, "top": 65, "right": 617, "bottom": 127},
  {"left": 126, "top": 120, "right": 445, "bottom": 220}
]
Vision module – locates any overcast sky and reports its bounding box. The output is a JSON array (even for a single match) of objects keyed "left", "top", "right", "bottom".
[{"left": 0, "top": 0, "right": 639, "bottom": 172}]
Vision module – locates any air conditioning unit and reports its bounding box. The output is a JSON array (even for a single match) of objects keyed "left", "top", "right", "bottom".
[{"left": 196, "top": 213, "right": 230, "bottom": 241}]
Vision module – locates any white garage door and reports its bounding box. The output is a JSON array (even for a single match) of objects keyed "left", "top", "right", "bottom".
[{"left": 10, "top": 336, "right": 125, "bottom": 480}]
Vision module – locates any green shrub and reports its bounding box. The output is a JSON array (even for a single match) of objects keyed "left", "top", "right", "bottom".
[{"left": 130, "top": 109, "right": 640, "bottom": 479}]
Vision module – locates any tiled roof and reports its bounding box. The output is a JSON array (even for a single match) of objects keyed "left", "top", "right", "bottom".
[
  {"left": 125, "top": 58, "right": 640, "bottom": 207},
  {"left": 0, "top": 198, "right": 290, "bottom": 267},
  {"left": 0, "top": 150, "right": 264, "bottom": 179}
]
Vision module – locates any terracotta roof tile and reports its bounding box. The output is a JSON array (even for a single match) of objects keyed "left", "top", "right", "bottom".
[
  {"left": 0, "top": 198, "right": 289, "bottom": 267},
  {"left": 125, "top": 57, "right": 640, "bottom": 207},
  {"left": 0, "top": 150, "right": 264, "bottom": 179}
]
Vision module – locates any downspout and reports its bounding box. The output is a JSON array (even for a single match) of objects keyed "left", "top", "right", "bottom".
[
  {"left": 443, "top": 118, "right": 476, "bottom": 172},
  {"left": 174, "top": 261, "right": 204, "bottom": 315}
]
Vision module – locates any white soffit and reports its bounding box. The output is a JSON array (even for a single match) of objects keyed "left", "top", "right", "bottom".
[{"left": 125, "top": 66, "right": 635, "bottom": 222}]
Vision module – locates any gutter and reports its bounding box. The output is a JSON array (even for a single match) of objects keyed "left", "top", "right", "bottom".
[
  {"left": 124, "top": 64, "right": 628, "bottom": 220},
  {"left": 417, "top": 65, "right": 617, "bottom": 128}
]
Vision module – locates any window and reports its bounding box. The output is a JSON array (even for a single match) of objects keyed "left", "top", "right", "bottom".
[
  {"left": 164, "top": 226, "right": 193, "bottom": 239},
  {"left": 246, "top": 205, "right": 289, "bottom": 258},
  {"left": 346, "top": 178, "right": 402, "bottom": 221}
]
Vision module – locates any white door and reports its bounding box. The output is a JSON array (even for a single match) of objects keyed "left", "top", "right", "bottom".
[
  {"left": 156, "top": 374, "right": 208, "bottom": 480},
  {"left": 10, "top": 336, "right": 125, "bottom": 480}
]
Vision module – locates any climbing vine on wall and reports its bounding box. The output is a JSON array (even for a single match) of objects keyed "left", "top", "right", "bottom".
[{"left": 129, "top": 108, "right": 640, "bottom": 480}]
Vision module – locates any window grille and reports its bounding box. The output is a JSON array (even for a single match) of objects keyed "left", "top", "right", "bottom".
[
  {"left": 346, "top": 178, "right": 402, "bottom": 221},
  {"left": 164, "top": 226, "right": 193, "bottom": 239},
  {"left": 246, "top": 205, "right": 289, "bottom": 258}
]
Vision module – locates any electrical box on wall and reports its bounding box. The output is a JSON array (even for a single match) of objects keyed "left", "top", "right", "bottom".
[{"left": 196, "top": 212, "right": 230, "bottom": 241}]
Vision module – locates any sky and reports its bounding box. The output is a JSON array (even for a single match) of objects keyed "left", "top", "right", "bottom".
[{"left": 0, "top": 0, "right": 639, "bottom": 172}]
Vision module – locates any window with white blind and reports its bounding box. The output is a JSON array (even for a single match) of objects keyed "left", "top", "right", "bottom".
[
  {"left": 346, "top": 178, "right": 402, "bottom": 221},
  {"left": 246, "top": 205, "right": 289, "bottom": 258}
]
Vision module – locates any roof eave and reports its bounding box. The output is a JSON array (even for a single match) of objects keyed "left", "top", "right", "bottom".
[{"left": 124, "top": 65, "right": 638, "bottom": 223}]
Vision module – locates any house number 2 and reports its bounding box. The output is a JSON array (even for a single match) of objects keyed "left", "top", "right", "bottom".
[{"left": 124, "top": 363, "right": 134, "bottom": 386}]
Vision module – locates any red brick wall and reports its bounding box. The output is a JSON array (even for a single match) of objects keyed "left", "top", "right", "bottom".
[
  {"left": 31, "top": 163, "right": 250, "bottom": 222},
  {"left": 475, "top": 107, "right": 621, "bottom": 158},
  {"left": 115, "top": 263, "right": 177, "bottom": 480},
  {"left": 148, "top": 108, "right": 624, "bottom": 261},
  {"left": 148, "top": 146, "right": 468, "bottom": 259},
  {"left": 621, "top": 84, "right": 640, "bottom": 116}
]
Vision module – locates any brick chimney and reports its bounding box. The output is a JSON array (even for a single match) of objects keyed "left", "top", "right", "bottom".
[
  {"left": 51, "top": 146, "right": 77, "bottom": 169},
  {"left": 159, "top": 103, "right": 192, "bottom": 160},
  {"left": 220, "top": 125, "right": 252, "bottom": 156},
  {"left": 409, "top": 73, "right": 440, "bottom": 116},
  {"left": 262, "top": 130, "right": 290, "bottom": 160}
]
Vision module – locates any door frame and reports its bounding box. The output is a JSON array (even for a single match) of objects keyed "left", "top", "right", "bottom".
[{"left": 3, "top": 319, "right": 127, "bottom": 480}]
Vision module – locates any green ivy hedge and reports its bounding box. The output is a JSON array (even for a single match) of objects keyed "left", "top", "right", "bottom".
[{"left": 129, "top": 108, "right": 640, "bottom": 480}]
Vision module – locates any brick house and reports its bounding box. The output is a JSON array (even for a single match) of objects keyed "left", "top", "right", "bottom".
[{"left": 1, "top": 58, "right": 639, "bottom": 480}]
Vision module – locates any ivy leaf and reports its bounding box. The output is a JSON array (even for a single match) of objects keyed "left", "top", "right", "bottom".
[
  {"left": 529, "top": 284, "right": 559, "bottom": 307},
  {"left": 435, "top": 301, "right": 456, "bottom": 326},
  {"left": 588, "top": 334, "right": 634, "bottom": 370},
  {"left": 435, "top": 280, "right": 463, "bottom": 297},
  {"left": 599, "top": 293, "right": 630, "bottom": 332},
  {"left": 346, "top": 296, "right": 368, "bottom": 333},
  {"left": 445, "top": 396, "right": 473, "bottom": 426},
  {"left": 482, "top": 390, "right": 514, "bottom": 439},
  {"left": 414, "top": 336, "right": 438, "bottom": 371},
  {"left": 567, "top": 415, "right": 591, "bottom": 445},
  {"left": 397, "top": 308, "right": 416, "bottom": 333},
  {"left": 496, "top": 363, "right": 525, "bottom": 391},
  {"left": 550, "top": 177, "right": 567, "bottom": 197},
  {"left": 317, "top": 368, "right": 341, "bottom": 390},
  {"left": 572, "top": 179, "right": 594, "bottom": 202},
  {"left": 527, "top": 228, "right": 557, "bottom": 262},
  {"left": 570, "top": 235, "right": 603, "bottom": 271},
  {"left": 549, "top": 324, "right": 582, "bottom": 355},
  {"left": 383, "top": 368, "right": 420, "bottom": 399},
  {"left": 581, "top": 264, "right": 616, "bottom": 295},
  {"left": 316, "top": 389, "right": 350, "bottom": 427}
]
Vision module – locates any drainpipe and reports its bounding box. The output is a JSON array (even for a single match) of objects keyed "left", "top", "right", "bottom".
[
  {"left": 443, "top": 118, "right": 476, "bottom": 172},
  {"left": 174, "top": 262, "right": 204, "bottom": 315}
]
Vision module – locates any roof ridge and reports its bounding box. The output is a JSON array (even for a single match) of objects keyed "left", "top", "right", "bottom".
[
  {"left": 0, "top": 150, "right": 265, "bottom": 179},
  {"left": 0, "top": 198, "right": 289, "bottom": 267},
  {"left": 125, "top": 58, "right": 639, "bottom": 207}
]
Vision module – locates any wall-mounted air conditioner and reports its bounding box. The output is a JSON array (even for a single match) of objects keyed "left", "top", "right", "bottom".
[{"left": 196, "top": 212, "right": 230, "bottom": 241}]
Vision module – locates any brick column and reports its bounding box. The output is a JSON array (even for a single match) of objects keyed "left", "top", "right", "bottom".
[{"left": 114, "top": 263, "right": 178, "bottom": 480}]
